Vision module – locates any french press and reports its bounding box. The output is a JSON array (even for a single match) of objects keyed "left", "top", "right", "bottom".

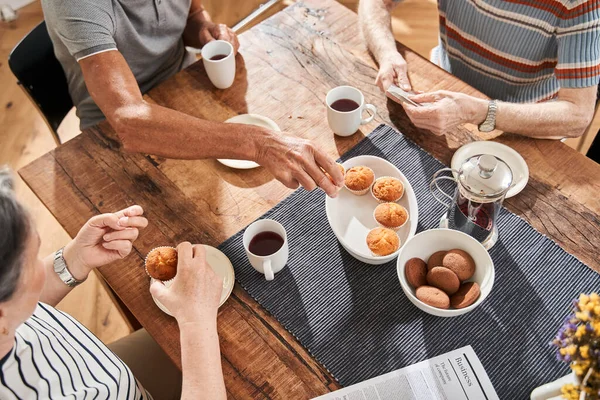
[{"left": 430, "top": 154, "right": 513, "bottom": 249}]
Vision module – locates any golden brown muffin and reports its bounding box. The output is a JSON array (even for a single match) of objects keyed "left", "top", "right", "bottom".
[
  {"left": 442, "top": 249, "right": 476, "bottom": 281},
  {"left": 371, "top": 177, "right": 404, "bottom": 203},
  {"left": 374, "top": 203, "right": 409, "bottom": 230},
  {"left": 416, "top": 286, "right": 450, "bottom": 309},
  {"left": 321, "top": 163, "right": 346, "bottom": 186},
  {"left": 145, "top": 247, "right": 178, "bottom": 281},
  {"left": 366, "top": 227, "right": 400, "bottom": 256},
  {"left": 405, "top": 258, "right": 427, "bottom": 288},
  {"left": 427, "top": 267, "right": 460, "bottom": 295},
  {"left": 344, "top": 166, "right": 375, "bottom": 195},
  {"left": 450, "top": 282, "right": 481, "bottom": 309},
  {"left": 427, "top": 250, "right": 447, "bottom": 271}
]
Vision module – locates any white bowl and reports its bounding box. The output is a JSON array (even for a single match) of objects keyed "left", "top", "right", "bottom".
[
  {"left": 396, "top": 229, "right": 494, "bottom": 317},
  {"left": 325, "top": 155, "right": 418, "bottom": 265}
]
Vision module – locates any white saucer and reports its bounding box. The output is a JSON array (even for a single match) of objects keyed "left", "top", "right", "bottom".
[
  {"left": 217, "top": 114, "right": 281, "bottom": 170},
  {"left": 150, "top": 245, "right": 235, "bottom": 316},
  {"left": 451, "top": 141, "right": 529, "bottom": 198}
]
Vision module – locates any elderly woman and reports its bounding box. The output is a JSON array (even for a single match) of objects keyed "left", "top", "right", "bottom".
[{"left": 0, "top": 169, "right": 226, "bottom": 399}]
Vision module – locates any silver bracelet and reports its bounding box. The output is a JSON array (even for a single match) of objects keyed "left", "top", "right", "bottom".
[{"left": 53, "top": 247, "right": 85, "bottom": 288}]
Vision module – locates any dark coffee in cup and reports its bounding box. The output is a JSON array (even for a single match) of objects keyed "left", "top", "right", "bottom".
[
  {"left": 249, "top": 231, "right": 284, "bottom": 256},
  {"left": 330, "top": 98, "right": 360, "bottom": 112},
  {"left": 210, "top": 54, "right": 229, "bottom": 61}
]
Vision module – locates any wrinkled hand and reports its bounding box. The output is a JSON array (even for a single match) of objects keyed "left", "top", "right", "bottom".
[
  {"left": 199, "top": 21, "right": 240, "bottom": 54},
  {"left": 63, "top": 205, "right": 148, "bottom": 280},
  {"left": 402, "top": 91, "right": 486, "bottom": 136},
  {"left": 256, "top": 132, "right": 345, "bottom": 198},
  {"left": 150, "top": 243, "right": 223, "bottom": 323},
  {"left": 376, "top": 52, "right": 411, "bottom": 92}
]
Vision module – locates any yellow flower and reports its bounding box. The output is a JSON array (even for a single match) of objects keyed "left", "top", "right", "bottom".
[
  {"left": 590, "top": 293, "right": 599, "bottom": 302},
  {"left": 594, "top": 305, "right": 600, "bottom": 316},
  {"left": 566, "top": 345, "right": 577, "bottom": 356},
  {"left": 579, "top": 345, "right": 590, "bottom": 358},
  {"left": 561, "top": 383, "right": 580, "bottom": 400},
  {"left": 576, "top": 325, "right": 587, "bottom": 338},
  {"left": 576, "top": 311, "right": 589, "bottom": 322},
  {"left": 560, "top": 347, "right": 567, "bottom": 356},
  {"left": 580, "top": 294, "right": 590, "bottom": 306},
  {"left": 586, "top": 302, "right": 596, "bottom": 312}
]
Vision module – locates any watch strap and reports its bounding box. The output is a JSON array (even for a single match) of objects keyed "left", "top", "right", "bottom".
[
  {"left": 54, "top": 247, "right": 85, "bottom": 287},
  {"left": 478, "top": 100, "right": 498, "bottom": 133}
]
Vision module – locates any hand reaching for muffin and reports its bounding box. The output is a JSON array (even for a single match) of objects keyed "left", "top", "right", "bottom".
[{"left": 149, "top": 242, "right": 223, "bottom": 323}]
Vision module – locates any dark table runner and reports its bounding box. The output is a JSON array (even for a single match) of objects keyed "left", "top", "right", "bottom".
[{"left": 219, "top": 124, "right": 599, "bottom": 398}]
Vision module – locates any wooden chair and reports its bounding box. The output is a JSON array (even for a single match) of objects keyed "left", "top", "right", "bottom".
[{"left": 8, "top": 21, "right": 73, "bottom": 145}]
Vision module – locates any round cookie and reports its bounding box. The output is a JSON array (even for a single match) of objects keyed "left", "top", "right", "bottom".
[
  {"left": 450, "top": 282, "right": 481, "bottom": 309},
  {"left": 442, "top": 249, "right": 475, "bottom": 281},
  {"left": 427, "top": 250, "right": 447, "bottom": 271},
  {"left": 426, "top": 267, "right": 460, "bottom": 295},
  {"left": 416, "top": 286, "right": 450, "bottom": 309},
  {"left": 405, "top": 258, "right": 427, "bottom": 288}
]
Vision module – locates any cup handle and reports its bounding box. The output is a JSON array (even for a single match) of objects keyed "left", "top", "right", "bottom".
[
  {"left": 430, "top": 168, "right": 459, "bottom": 208},
  {"left": 361, "top": 104, "right": 377, "bottom": 125},
  {"left": 263, "top": 259, "right": 274, "bottom": 281}
]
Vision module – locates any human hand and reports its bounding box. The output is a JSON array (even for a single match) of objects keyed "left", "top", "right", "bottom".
[
  {"left": 376, "top": 52, "right": 411, "bottom": 92},
  {"left": 150, "top": 243, "right": 223, "bottom": 324},
  {"left": 199, "top": 21, "right": 240, "bottom": 54},
  {"left": 63, "top": 205, "right": 148, "bottom": 280},
  {"left": 255, "top": 131, "right": 345, "bottom": 198},
  {"left": 401, "top": 91, "right": 487, "bottom": 136}
]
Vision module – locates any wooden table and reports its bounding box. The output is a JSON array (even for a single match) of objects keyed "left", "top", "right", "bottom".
[{"left": 20, "top": 1, "right": 600, "bottom": 398}]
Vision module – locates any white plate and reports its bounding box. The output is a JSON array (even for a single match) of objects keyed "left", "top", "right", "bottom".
[
  {"left": 150, "top": 245, "right": 235, "bottom": 316},
  {"left": 451, "top": 141, "right": 529, "bottom": 198},
  {"left": 325, "top": 155, "right": 419, "bottom": 265},
  {"left": 217, "top": 114, "right": 281, "bottom": 170}
]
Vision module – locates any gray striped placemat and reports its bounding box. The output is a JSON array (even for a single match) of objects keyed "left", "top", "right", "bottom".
[{"left": 218, "top": 124, "right": 599, "bottom": 398}]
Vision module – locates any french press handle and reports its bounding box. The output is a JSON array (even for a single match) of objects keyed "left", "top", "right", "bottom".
[{"left": 430, "top": 168, "right": 459, "bottom": 208}]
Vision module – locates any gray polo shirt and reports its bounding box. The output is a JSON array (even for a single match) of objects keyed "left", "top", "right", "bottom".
[{"left": 41, "top": 0, "right": 196, "bottom": 129}]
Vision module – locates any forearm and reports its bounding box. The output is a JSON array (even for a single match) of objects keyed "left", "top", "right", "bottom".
[
  {"left": 112, "top": 101, "right": 269, "bottom": 160},
  {"left": 179, "top": 320, "right": 226, "bottom": 400},
  {"left": 359, "top": 0, "right": 399, "bottom": 63},
  {"left": 39, "top": 241, "right": 90, "bottom": 306},
  {"left": 468, "top": 97, "right": 594, "bottom": 139},
  {"left": 183, "top": 3, "right": 212, "bottom": 48}
]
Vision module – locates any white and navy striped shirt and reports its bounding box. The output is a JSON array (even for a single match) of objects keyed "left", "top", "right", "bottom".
[{"left": 0, "top": 303, "right": 151, "bottom": 399}]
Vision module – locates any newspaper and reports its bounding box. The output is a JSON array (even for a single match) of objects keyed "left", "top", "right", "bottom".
[{"left": 312, "top": 346, "right": 498, "bottom": 400}]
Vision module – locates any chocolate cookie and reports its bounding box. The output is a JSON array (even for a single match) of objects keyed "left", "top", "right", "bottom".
[
  {"left": 405, "top": 258, "right": 427, "bottom": 288},
  {"left": 442, "top": 249, "right": 475, "bottom": 280},
  {"left": 427, "top": 250, "right": 447, "bottom": 271},
  {"left": 427, "top": 267, "right": 460, "bottom": 295},
  {"left": 416, "top": 286, "right": 450, "bottom": 309},
  {"left": 450, "top": 282, "right": 481, "bottom": 309}
]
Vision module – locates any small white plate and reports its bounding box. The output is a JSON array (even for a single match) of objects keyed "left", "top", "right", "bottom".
[
  {"left": 150, "top": 245, "right": 235, "bottom": 316},
  {"left": 325, "top": 155, "right": 419, "bottom": 265},
  {"left": 217, "top": 114, "right": 281, "bottom": 170},
  {"left": 451, "top": 141, "right": 529, "bottom": 198}
]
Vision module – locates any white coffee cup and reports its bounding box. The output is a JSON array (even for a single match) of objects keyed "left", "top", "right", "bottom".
[
  {"left": 201, "top": 40, "right": 236, "bottom": 89},
  {"left": 326, "top": 86, "right": 377, "bottom": 136},
  {"left": 243, "top": 219, "right": 289, "bottom": 281}
]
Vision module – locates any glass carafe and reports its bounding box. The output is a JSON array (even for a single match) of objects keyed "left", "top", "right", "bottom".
[{"left": 430, "top": 154, "right": 513, "bottom": 249}]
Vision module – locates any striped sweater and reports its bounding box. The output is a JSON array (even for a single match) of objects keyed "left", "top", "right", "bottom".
[{"left": 427, "top": 0, "right": 600, "bottom": 102}]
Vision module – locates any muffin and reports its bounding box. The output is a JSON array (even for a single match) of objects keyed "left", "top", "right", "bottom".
[
  {"left": 405, "top": 258, "right": 427, "bottom": 288},
  {"left": 374, "top": 203, "right": 409, "bottom": 230},
  {"left": 145, "top": 247, "right": 178, "bottom": 281},
  {"left": 416, "top": 286, "right": 450, "bottom": 309},
  {"left": 427, "top": 267, "right": 460, "bottom": 295},
  {"left": 344, "top": 166, "right": 375, "bottom": 195},
  {"left": 450, "top": 282, "right": 481, "bottom": 309},
  {"left": 366, "top": 227, "right": 400, "bottom": 256},
  {"left": 371, "top": 177, "right": 404, "bottom": 203},
  {"left": 321, "top": 163, "right": 346, "bottom": 186},
  {"left": 442, "top": 249, "right": 476, "bottom": 281},
  {"left": 427, "top": 250, "right": 447, "bottom": 271}
]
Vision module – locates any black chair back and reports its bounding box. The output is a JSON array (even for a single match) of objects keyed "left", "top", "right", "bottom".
[
  {"left": 588, "top": 130, "right": 600, "bottom": 163},
  {"left": 8, "top": 21, "right": 73, "bottom": 143}
]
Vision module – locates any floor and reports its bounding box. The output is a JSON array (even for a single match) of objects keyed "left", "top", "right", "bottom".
[{"left": 0, "top": 0, "right": 597, "bottom": 344}]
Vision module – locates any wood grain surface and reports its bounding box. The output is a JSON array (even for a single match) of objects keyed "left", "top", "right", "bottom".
[{"left": 19, "top": 0, "right": 600, "bottom": 398}]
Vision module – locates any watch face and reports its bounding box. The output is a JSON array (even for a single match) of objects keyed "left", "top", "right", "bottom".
[{"left": 479, "top": 122, "right": 494, "bottom": 132}]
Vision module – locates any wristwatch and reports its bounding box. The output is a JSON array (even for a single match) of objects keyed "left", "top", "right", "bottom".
[
  {"left": 54, "top": 247, "right": 85, "bottom": 287},
  {"left": 478, "top": 100, "right": 498, "bottom": 133}
]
